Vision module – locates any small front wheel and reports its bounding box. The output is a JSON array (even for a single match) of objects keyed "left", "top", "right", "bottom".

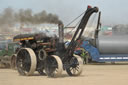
[{"left": 66, "top": 54, "right": 83, "bottom": 76}]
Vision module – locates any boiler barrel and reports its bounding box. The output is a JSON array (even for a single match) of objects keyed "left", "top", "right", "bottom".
[{"left": 96, "top": 35, "right": 128, "bottom": 54}]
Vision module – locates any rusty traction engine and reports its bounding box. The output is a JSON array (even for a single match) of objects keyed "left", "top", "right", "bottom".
[{"left": 13, "top": 6, "right": 98, "bottom": 77}]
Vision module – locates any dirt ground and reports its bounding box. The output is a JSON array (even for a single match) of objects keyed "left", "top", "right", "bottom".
[{"left": 0, "top": 64, "right": 128, "bottom": 85}]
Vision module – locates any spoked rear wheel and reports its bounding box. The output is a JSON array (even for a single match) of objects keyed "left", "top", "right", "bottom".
[
  {"left": 66, "top": 54, "right": 83, "bottom": 76},
  {"left": 44, "top": 55, "right": 63, "bottom": 77},
  {"left": 16, "top": 48, "right": 37, "bottom": 76}
]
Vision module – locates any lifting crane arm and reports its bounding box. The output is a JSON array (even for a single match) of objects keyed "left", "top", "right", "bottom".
[{"left": 66, "top": 6, "right": 99, "bottom": 57}]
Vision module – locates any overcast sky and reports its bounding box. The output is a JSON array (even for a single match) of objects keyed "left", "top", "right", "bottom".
[{"left": 0, "top": 0, "right": 128, "bottom": 26}]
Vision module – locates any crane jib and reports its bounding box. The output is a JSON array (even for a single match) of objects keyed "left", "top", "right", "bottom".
[{"left": 66, "top": 7, "right": 99, "bottom": 55}]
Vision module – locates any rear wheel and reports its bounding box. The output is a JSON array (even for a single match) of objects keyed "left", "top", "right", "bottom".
[
  {"left": 66, "top": 54, "right": 83, "bottom": 76},
  {"left": 16, "top": 48, "right": 37, "bottom": 76},
  {"left": 44, "top": 55, "right": 63, "bottom": 77}
]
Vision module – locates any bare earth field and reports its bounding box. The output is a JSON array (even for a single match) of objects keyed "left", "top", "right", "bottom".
[{"left": 0, "top": 64, "right": 128, "bottom": 85}]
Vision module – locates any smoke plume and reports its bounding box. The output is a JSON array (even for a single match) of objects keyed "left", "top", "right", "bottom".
[{"left": 0, "top": 7, "right": 62, "bottom": 33}]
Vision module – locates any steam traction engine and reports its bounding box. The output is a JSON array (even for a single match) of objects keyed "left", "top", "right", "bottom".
[{"left": 13, "top": 6, "right": 98, "bottom": 77}]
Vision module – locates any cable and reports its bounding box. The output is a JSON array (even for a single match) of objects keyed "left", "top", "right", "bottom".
[
  {"left": 65, "top": 20, "right": 81, "bottom": 34},
  {"left": 64, "top": 12, "right": 85, "bottom": 28},
  {"left": 64, "top": 11, "right": 86, "bottom": 36}
]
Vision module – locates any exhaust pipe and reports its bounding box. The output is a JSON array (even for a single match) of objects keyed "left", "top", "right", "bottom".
[
  {"left": 57, "top": 21, "right": 65, "bottom": 53},
  {"left": 58, "top": 21, "right": 64, "bottom": 43}
]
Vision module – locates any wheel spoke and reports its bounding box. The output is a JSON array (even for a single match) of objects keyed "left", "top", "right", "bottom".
[
  {"left": 73, "top": 68, "right": 76, "bottom": 74},
  {"left": 75, "top": 67, "right": 79, "bottom": 71},
  {"left": 76, "top": 66, "right": 79, "bottom": 69},
  {"left": 70, "top": 67, "right": 73, "bottom": 71},
  {"left": 55, "top": 69, "right": 58, "bottom": 72}
]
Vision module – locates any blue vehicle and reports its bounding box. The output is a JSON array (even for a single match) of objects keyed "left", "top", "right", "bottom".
[
  {"left": 81, "top": 40, "right": 128, "bottom": 62},
  {"left": 79, "top": 12, "right": 128, "bottom": 63}
]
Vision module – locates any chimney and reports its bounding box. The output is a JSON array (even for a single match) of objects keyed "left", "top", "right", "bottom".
[
  {"left": 57, "top": 21, "right": 66, "bottom": 54},
  {"left": 58, "top": 21, "right": 64, "bottom": 43}
]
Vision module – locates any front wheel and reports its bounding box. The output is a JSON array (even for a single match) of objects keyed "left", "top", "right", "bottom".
[
  {"left": 66, "top": 54, "right": 83, "bottom": 76},
  {"left": 44, "top": 55, "right": 63, "bottom": 77}
]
